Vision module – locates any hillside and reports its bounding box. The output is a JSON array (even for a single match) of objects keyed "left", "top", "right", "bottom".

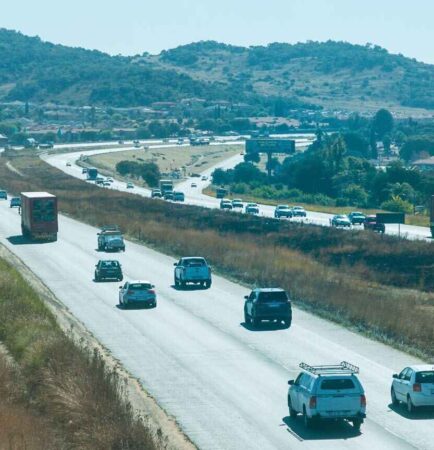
[
  {"left": 2, "top": 29, "right": 434, "bottom": 114},
  {"left": 148, "top": 40, "right": 434, "bottom": 113}
]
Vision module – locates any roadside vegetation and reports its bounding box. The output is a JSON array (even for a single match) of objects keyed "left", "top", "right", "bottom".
[
  {"left": 0, "top": 154, "right": 433, "bottom": 361},
  {"left": 0, "top": 253, "right": 159, "bottom": 449}
]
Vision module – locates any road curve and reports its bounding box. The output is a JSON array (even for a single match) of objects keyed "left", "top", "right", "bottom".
[
  {"left": 0, "top": 202, "right": 433, "bottom": 449},
  {"left": 43, "top": 140, "right": 432, "bottom": 241}
]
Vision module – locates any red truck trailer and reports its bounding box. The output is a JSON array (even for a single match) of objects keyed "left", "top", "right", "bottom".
[
  {"left": 431, "top": 195, "right": 434, "bottom": 238},
  {"left": 21, "top": 192, "right": 58, "bottom": 241}
]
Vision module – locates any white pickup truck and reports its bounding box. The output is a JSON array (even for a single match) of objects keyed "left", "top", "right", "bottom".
[
  {"left": 174, "top": 257, "right": 212, "bottom": 289},
  {"left": 97, "top": 226, "right": 125, "bottom": 252}
]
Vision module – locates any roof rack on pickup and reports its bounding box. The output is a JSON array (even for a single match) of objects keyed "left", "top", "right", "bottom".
[{"left": 299, "top": 361, "right": 359, "bottom": 375}]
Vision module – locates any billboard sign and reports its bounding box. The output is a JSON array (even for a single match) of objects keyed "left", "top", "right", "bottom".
[
  {"left": 246, "top": 138, "right": 296, "bottom": 155},
  {"left": 376, "top": 213, "right": 405, "bottom": 224}
]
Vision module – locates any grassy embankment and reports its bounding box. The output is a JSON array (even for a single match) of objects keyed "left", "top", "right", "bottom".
[
  {"left": 1, "top": 154, "right": 433, "bottom": 361},
  {"left": 203, "top": 187, "right": 430, "bottom": 227},
  {"left": 85, "top": 144, "right": 241, "bottom": 187},
  {"left": 0, "top": 255, "right": 157, "bottom": 449}
]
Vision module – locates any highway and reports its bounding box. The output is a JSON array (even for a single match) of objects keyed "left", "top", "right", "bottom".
[
  {"left": 0, "top": 200, "right": 432, "bottom": 449},
  {"left": 43, "top": 139, "right": 432, "bottom": 241}
]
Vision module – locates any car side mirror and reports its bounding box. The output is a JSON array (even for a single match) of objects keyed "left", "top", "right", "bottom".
[
  {"left": 392, "top": 374, "right": 399, "bottom": 379},
  {"left": 151, "top": 285, "right": 155, "bottom": 288},
  {"left": 244, "top": 295, "right": 249, "bottom": 300},
  {"left": 173, "top": 262, "right": 177, "bottom": 266},
  {"left": 288, "top": 380, "right": 294, "bottom": 386},
  {"left": 119, "top": 286, "right": 122, "bottom": 289}
]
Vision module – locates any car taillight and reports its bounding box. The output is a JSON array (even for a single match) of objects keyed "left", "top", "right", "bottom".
[
  {"left": 309, "top": 396, "right": 317, "bottom": 409},
  {"left": 127, "top": 290, "right": 134, "bottom": 295},
  {"left": 148, "top": 289, "right": 155, "bottom": 295},
  {"left": 360, "top": 395, "right": 366, "bottom": 407},
  {"left": 413, "top": 383, "right": 421, "bottom": 392}
]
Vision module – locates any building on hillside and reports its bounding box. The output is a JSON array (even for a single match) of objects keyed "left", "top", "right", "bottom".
[
  {"left": 412, "top": 156, "right": 434, "bottom": 172},
  {"left": 0, "top": 133, "right": 8, "bottom": 147}
]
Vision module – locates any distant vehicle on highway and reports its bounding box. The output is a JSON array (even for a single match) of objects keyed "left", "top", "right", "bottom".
[
  {"left": 21, "top": 192, "right": 58, "bottom": 241},
  {"left": 330, "top": 214, "right": 351, "bottom": 228},
  {"left": 95, "top": 177, "right": 104, "bottom": 185},
  {"left": 82, "top": 168, "right": 88, "bottom": 174},
  {"left": 107, "top": 178, "right": 114, "bottom": 183},
  {"left": 94, "top": 260, "right": 123, "bottom": 282},
  {"left": 39, "top": 142, "right": 54, "bottom": 149},
  {"left": 287, "top": 361, "right": 366, "bottom": 430},
  {"left": 143, "top": 144, "right": 150, "bottom": 150},
  {"left": 364, "top": 215, "right": 385, "bottom": 233},
  {"left": 174, "top": 257, "right": 212, "bottom": 289},
  {"left": 0, "top": 190, "right": 7, "bottom": 200},
  {"left": 133, "top": 140, "right": 140, "bottom": 145},
  {"left": 245, "top": 203, "right": 259, "bottom": 215},
  {"left": 220, "top": 199, "right": 233, "bottom": 210},
  {"left": 119, "top": 281, "right": 156, "bottom": 309},
  {"left": 201, "top": 175, "right": 208, "bottom": 181},
  {"left": 216, "top": 187, "right": 228, "bottom": 199},
  {"left": 86, "top": 168, "right": 98, "bottom": 180},
  {"left": 391, "top": 365, "right": 434, "bottom": 413},
  {"left": 118, "top": 140, "right": 124, "bottom": 144},
  {"left": 97, "top": 225, "right": 125, "bottom": 252},
  {"left": 191, "top": 182, "right": 197, "bottom": 188},
  {"left": 177, "top": 138, "right": 184, "bottom": 145},
  {"left": 103, "top": 181, "right": 111, "bottom": 187},
  {"left": 66, "top": 162, "right": 71, "bottom": 167},
  {"left": 126, "top": 182, "right": 134, "bottom": 189},
  {"left": 164, "top": 192, "right": 174, "bottom": 201},
  {"left": 10, "top": 197, "right": 21, "bottom": 208},
  {"left": 159, "top": 179, "right": 174, "bottom": 196},
  {"left": 291, "top": 206, "right": 307, "bottom": 217},
  {"left": 173, "top": 191, "right": 185, "bottom": 202},
  {"left": 244, "top": 288, "right": 292, "bottom": 328},
  {"left": 232, "top": 198, "right": 243, "bottom": 209},
  {"left": 274, "top": 205, "right": 293, "bottom": 219},
  {"left": 348, "top": 212, "right": 366, "bottom": 225},
  {"left": 151, "top": 189, "right": 162, "bottom": 199}
]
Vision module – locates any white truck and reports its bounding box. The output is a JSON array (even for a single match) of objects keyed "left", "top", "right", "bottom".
[
  {"left": 159, "top": 179, "right": 174, "bottom": 196},
  {"left": 174, "top": 257, "right": 212, "bottom": 289},
  {"left": 97, "top": 226, "right": 125, "bottom": 252}
]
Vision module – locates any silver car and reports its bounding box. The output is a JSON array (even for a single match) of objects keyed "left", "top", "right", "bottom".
[
  {"left": 391, "top": 365, "right": 434, "bottom": 412},
  {"left": 119, "top": 280, "right": 156, "bottom": 308}
]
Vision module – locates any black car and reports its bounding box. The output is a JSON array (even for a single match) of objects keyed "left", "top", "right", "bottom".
[
  {"left": 173, "top": 191, "right": 185, "bottom": 202},
  {"left": 244, "top": 288, "right": 292, "bottom": 328},
  {"left": 164, "top": 192, "right": 174, "bottom": 201},
  {"left": 95, "top": 260, "right": 123, "bottom": 282},
  {"left": 364, "top": 215, "right": 385, "bottom": 233}
]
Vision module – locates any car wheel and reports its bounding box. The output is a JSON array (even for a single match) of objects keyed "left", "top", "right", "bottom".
[
  {"left": 119, "top": 276, "right": 123, "bottom": 282},
  {"left": 352, "top": 418, "right": 363, "bottom": 431},
  {"left": 252, "top": 317, "right": 260, "bottom": 328},
  {"left": 205, "top": 280, "right": 211, "bottom": 289},
  {"left": 95, "top": 273, "right": 99, "bottom": 282},
  {"left": 407, "top": 396, "right": 416, "bottom": 414},
  {"left": 244, "top": 308, "right": 250, "bottom": 324},
  {"left": 288, "top": 398, "right": 297, "bottom": 418},
  {"left": 303, "top": 407, "right": 312, "bottom": 429},
  {"left": 391, "top": 387, "right": 399, "bottom": 406},
  {"left": 283, "top": 318, "right": 291, "bottom": 329},
  {"left": 180, "top": 280, "right": 186, "bottom": 289}
]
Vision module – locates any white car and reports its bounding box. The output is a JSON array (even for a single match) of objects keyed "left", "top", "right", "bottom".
[
  {"left": 201, "top": 175, "right": 208, "bottom": 181},
  {"left": 287, "top": 362, "right": 366, "bottom": 430},
  {"left": 191, "top": 182, "right": 197, "bottom": 188},
  {"left": 391, "top": 365, "right": 434, "bottom": 413},
  {"left": 119, "top": 280, "right": 156, "bottom": 308},
  {"left": 126, "top": 182, "right": 134, "bottom": 189}
]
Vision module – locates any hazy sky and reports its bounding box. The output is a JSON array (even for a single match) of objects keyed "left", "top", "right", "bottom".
[{"left": 2, "top": 0, "right": 434, "bottom": 63}]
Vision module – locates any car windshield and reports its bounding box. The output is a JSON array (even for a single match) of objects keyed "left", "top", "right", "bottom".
[
  {"left": 129, "top": 283, "right": 152, "bottom": 290},
  {"left": 415, "top": 371, "right": 434, "bottom": 383},
  {"left": 278, "top": 205, "right": 289, "bottom": 209},
  {"left": 336, "top": 215, "right": 347, "bottom": 219},
  {"left": 106, "top": 235, "right": 122, "bottom": 241},
  {"left": 101, "top": 261, "right": 119, "bottom": 268},
  {"left": 294, "top": 207, "right": 303, "bottom": 210},
  {"left": 184, "top": 258, "right": 206, "bottom": 267},
  {"left": 352, "top": 212, "right": 363, "bottom": 216},
  {"left": 320, "top": 378, "right": 355, "bottom": 390},
  {"left": 258, "top": 291, "right": 288, "bottom": 303}
]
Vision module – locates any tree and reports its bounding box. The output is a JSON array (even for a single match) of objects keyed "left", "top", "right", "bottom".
[{"left": 372, "top": 109, "right": 394, "bottom": 138}]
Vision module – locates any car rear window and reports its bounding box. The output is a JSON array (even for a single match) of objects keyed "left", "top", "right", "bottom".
[
  {"left": 129, "top": 283, "right": 152, "bottom": 290},
  {"left": 184, "top": 258, "right": 206, "bottom": 267},
  {"left": 415, "top": 371, "right": 434, "bottom": 383},
  {"left": 320, "top": 378, "right": 355, "bottom": 390},
  {"left": 101, "top": 261, "right": 119, "bottom": 268},
  {"left": 258, "top": 291, "right": 288, "bottom": 302}
]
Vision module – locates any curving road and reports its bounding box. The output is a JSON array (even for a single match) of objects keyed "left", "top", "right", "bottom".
[
  {"left": 0, "top": 201, "right": 433, "bottom": 449},
  {"left": 43, "top": 139, "right": 432, "bottom": 241}
]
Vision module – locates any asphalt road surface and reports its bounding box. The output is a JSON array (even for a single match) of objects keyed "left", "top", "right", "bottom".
[
  {"left": 0, "top": 201, "right": 432, "bottom": 450},
  {"left": 43, "top": 139, "right": 432, "bottom": 241}
]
